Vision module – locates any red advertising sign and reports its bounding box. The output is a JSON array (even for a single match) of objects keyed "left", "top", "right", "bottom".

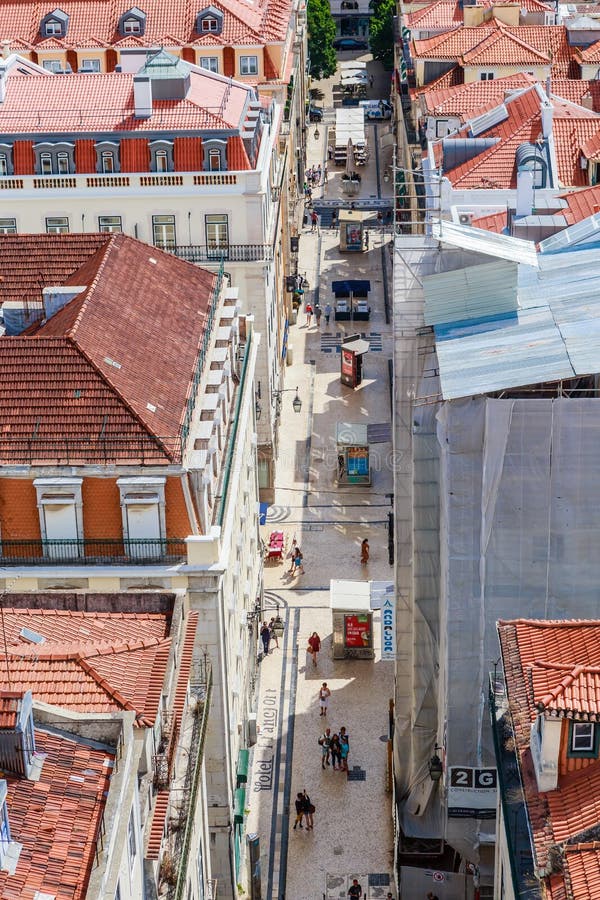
[
  {"left": 344, "top": 614, "right": 371, "bottom": 648},
  {"left": 341, "top": 348, "right": 354, "bottom": 378}
]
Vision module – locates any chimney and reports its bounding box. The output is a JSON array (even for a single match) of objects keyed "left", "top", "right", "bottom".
[
  {"left": 2, "top": 300, "right": 44, "bottom": 335},
  {"left": 541, "top": 100, "right": 553, "bottom": 138},
  {"left": 516, "top": 169, "right": 534, "bottom": 218},
  {"left": 133, "top": 74, "right": 152, "bottom": 118},
  {"left": 42, "top": 285, "right": 86, "bottom": 320},
  {"left": 1, "top": 40, "right": 9, "bottom": 59}
]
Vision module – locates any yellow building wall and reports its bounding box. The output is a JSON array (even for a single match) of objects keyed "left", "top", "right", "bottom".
[{"left": 463, "top": 63, "right": 550, "bottom": 82}]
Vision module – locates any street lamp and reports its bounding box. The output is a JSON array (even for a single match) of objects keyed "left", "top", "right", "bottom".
[
  {"left": 383, "top": 169, "right": 390, "bottom": 183},
  {"left": 428, "top": 744, "right": 444, "bottom": 782},
  {"left": 272, "top": 386, "right": 302, "bottom": 414},
  {"left": 314, "top": 125, "right": 320, "bottom": 141}
]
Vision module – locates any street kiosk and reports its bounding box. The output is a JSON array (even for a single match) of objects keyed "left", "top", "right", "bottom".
[
  {"left": 330, "top": 579, "right": 375, "bottom": 660},
  {"left": 333, "top": 279, "right": 371, "bottom": 320},
  {"left": 338, "top": 210, "right": 367, "bottom": 252},
  {"left": 336, "top": 421, "right": 371, "bottom": 485},
  {"left": 340, "top": 333, "right": 370, "bottom": 388}
]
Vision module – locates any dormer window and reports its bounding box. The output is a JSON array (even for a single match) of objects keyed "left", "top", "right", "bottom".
[
  {"left": 40, "top": 8, "right": 69, "bottom": 38},
  {"left": 150, "top": 140, "right": 173, "bottom": 172},
  {"left": 95, "top": 141, "right": 120, "bottom": 174},
  {"left": 119, "top": 7, "right": 146, "bottom": 37},
  {"left": 569, "top": 721, "right": 598, "bottom": 757},
  {"left": 196, "top": 6, "right": 224, "bottom": 35}
]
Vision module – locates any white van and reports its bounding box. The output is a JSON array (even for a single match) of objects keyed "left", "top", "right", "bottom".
[{"left": 359, "top": 99, "right": 392, "bottom": 120}]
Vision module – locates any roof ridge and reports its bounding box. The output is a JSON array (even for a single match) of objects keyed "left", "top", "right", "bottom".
[
  {"left": 77, "top": 655, "right": 144, "bottom": 720},
  {"left": 82, "top": 636, "right": 169, "bottom": 659},
  {"left": 535, "top": 663, "right": 588, "bottom": 709}
]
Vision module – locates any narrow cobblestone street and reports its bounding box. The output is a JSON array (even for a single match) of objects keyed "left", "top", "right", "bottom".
[{"left": 245, "top": 54, "right": 397, "bottom": 899}]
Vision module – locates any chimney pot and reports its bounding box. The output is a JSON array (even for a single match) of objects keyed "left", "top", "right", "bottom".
[{"left": 133, "top": 74, "right": 152, "bottom": 119}]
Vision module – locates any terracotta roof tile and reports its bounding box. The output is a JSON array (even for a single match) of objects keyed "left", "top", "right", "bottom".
[
  {"left": 0, "top": 233, "right": 217, "bottom": 463},
  {"left": 551, "top": 79, "right": 600, "bottom": 113},
  {"left": 498, "top": 618, "right": 600, "bottom": 897},
  {"left": 405, "top": 0, "right": 463, "bottom": 31},
  {"left": 147, "top": 790, "right": 170, "bottom": 859},
  {"left": 0, "top": 607, "right": 171, "bottom": 724},
  {"left": 0, "top": 727, "right": 113, "bottom": 900},
  {"left": 413, "top": 23, "right": 573, "bottom": 75},
  {"left": 576, "top": 38, "right": 600, "bottom": 62},
  {"left": 471, "top": 210, "right": 509, "bottom": 232},
  {"left": 559, "top": 184, "right": 600, "bottom": 223},
  {"left": 1, "top": 67, "right": 251, "bottom": 133},
  {"left": 0, "top": 0, "right": 291, "bottom": 50},
  {"left": 419, "top": 72, "right": 536, "bottom": 120}
]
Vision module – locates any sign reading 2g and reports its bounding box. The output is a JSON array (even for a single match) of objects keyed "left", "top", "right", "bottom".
[{"left": 447, "top": 767, "right": 497, "bottom": 819}]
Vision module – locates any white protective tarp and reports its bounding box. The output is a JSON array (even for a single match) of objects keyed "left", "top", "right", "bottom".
[{"left": 436, "top": 396, "right": 600, "bottom": 860}]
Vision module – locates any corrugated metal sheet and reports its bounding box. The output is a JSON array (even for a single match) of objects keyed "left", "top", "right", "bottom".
[
  {"left": 432, "top": 221, "right": 539, "bottom": 267},
  {"left": 538, "top": 214, "right": 600, "bottom": 253},
  {"left": 423, "top": 259, "right": 517, "bottom": 326},
  {"left": 433, "top": 249, "right": 600, "bottom": 398}
]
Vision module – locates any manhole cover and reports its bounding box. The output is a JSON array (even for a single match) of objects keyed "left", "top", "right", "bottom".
[
  {"left": 347, "top": 765, "right": 366, "bottom": 782},
  {"left": 368, "top": 874, "right": 391, "bottom": 886},
  {"left": 333, "top": 846, "right": 344, "bottom": 856}
]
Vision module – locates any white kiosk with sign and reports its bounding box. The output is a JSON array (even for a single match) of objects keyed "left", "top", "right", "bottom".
[{"left": 330, "top": 579, "right": 374, "bottom": 660}]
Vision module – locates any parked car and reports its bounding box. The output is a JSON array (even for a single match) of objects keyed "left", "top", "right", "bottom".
[
  {"left": 308, "top": 104, "right": 323, "bottom": 122},
  {"left": 333, "top": 37, "right": 369, "bottom": 50}
]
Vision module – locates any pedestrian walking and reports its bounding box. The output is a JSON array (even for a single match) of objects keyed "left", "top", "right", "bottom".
[
  {"left": 308, "top": 631, "right": 321, "bottom": 666},
  {"left": 328, "top": 145, "right": 333, "bottom": 160},
  {"left": 302, "top": 790, "right": 315, "bottom": 829},
  {"left": 369, "top": 73, "right": 374, "bottom": 87},
  {"left": 324, "top": 302, "right": 332, "bottom": 327},
  {"left": 315, "top": 305, "right": 322, "bottom": 328},
  {"left": 324, "top": 163, "right": 328, "bottom": 181},
  {"left": 286, "top": 537, "right": 298, "bottom": 574},
  {"left": 318, "top": 727, "right": 331, "bottom": 768},
  {"left": 293, "top": 547, "right": 305, "bottom": 575},
  {"left": 340, "top": 732, "right": 349, "bottom": 771},
  {"left": 305, "top": 302, "right": 313, "bottom": 326},
  {"left": 319, "top": 682, "right": 331, "bottom": 716},
  {"left": 377, "top": 210, "right": 383, "bottom": 228},
  {"left": 349, "top": 879, "right": 363, "bottom": 898},
  {"left": 330, "top": 732, "right": 342, "bottom": 769},
  {"left": 338, "top": 453, "right": 345, "bottom": 479},
  {"left": 361, "top": 538, "right": 370, "bottom": 566},
  {"left": 268, "top": 617, "right": 280, "bottom": 650},
  {"left": 293, "top": 792, "right": 305, "bottom": 829},
  {"left": 260, "top": 621, "right": 270, "bottom": 655},
  {"left": 310, "top": 210, "right": 318, "bottom": 232},
  {"left": 340, "top": 725, "right": 349, "bottom": 745},
  {"left": 331, "top": 210, "right": 338, "bottom": 230}
]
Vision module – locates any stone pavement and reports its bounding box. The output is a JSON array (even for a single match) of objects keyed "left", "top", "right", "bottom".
[{"left": 244, "top": 55, "right": 397, "bottom": 900}]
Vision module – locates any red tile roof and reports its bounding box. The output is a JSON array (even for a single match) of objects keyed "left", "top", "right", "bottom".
[
  {"left": 470, "top": 209, "right": 508, "bottom": 232},
  {"left": 575, "top": 38, "right": 600, "bottom": 62},
  {"left": 0, "top": 233, "right": 217, "bottom": 463},
  {"left": 1, "top": 67, "right": 252, "bottom": 133},
  {"left": 418, "top": 72, "right": 536, "bottom": 120},
  {"left": 0, "top": 727, "right": 114, "bottom": 900},
  {"left": 443, "top": 87, "right": 600, "bottom": 189},
  {"left": 0, "top": 0, "right": 291, "bottom": 50},
  {"left": 560, "top": 184, "right": 600, "bottom": 223},
  {"left": 551, "top": 78, "right": 600, "bottom": 112},
  {"left": 498, "top": 618, "right": 600, "bottom": 898},
  {"left": 0, "top": 607, "right": 171, "bottom": 725},
  {"left": 405, "top": 0, "right": 463, "bottom": 31},
  {"left": 413, "top": 23, "right": 573, "bottom": 75}
]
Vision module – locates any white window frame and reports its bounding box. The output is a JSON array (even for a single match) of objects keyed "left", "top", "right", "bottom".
[
  {"left": 480, "top": 71, "right": 494, "bottom": 81},
  {"left": 101, "top": 150, "right": 115, "bottom": 173},
  {"left": 152, "top": 214, "right": 176, "bottom": 249},
  {"left": 155, "top": 149, "right": 168, "bottom": 172},
  {"left": 34, "top": 477, "right": 83, "bottom": 558},
  {"left": 98, "top": 215, "right": 122, "bottom": 233},
  {"left": 201, "top": 16, "right": 219, "bottom": 31},
  {"left": 57, "top": 151, "right": 70, "bottom": 174},
  {"left": 0, "top": 154, "right": 7, "bottom": 176},
  {"left": 44, "top": 20, "right": 62, "bottom": 35},
  {"left": 42, "top": 58, "right": 62, "bottom": 72},
  {"left": 208, "top": 148, "right": 222, "bottom": 171},
  {"left": 572, "top": 722, "right": 595, "bottom": 752},
  {"left": 46, "top": 216, "right": 69, "bottom": 233},
  {"left": 205, "top": 213, "right": 229, "bottom": 253},
  {"left": 123, "top": 17, "right": 141, "bottom": 33},
  {"left": 200, "top": 57, "right": 218, "bottom": 73},
  {"left": 240, "top": 55, "right": 258, "bottom": 76},
  {"left": 0, "top": 218, "right": 16, "bottom": 234},
  {"left": 80, "top": 58, "right": 100, "bottom": 72},
  {"left": 117, "top": 476, "right": 166, "bottom": 558}
]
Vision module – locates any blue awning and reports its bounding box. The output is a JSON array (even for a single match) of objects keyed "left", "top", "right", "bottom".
[{"left": 331, "top": 280, "right": 371, "bottom": 296}]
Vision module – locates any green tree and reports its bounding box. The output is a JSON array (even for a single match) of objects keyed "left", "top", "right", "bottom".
[
  {"left": 369, "top": 0, "right": 395, "bottom": 70},
  {"left": 307, "top": 0, "right": 336, "bottom": 80}
]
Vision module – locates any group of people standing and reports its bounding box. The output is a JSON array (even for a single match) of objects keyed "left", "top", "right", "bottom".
[
  {"left": 286, "top": 538, "right": 305, "bottom": 577},
  {"left": 259, "top": 618, "right": 281, "bottom": 656},
  {"left": 319, "top": 725, "right": 350, "bottom": 771}
]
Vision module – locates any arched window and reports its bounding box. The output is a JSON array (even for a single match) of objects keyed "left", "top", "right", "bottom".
[
  {"left": 101, "top": 151, "right": 115, "bottom": 173},
  {"left": 201, "top": 16, "right": 219, "bottom": 30},
  {"left": 155, "top": 150, "right": 168, "bottom": 173},
  {"left": 123, "top": 17, "right": 141, "bottom": 33},
  {"left": 57, "top": 152, "right": 70, "bottom": 174},
  {"left": 40, "top": 152, "right": 52, "bottom": 175},
  {"left": 209, "top": 149, "right": 221, "bottom": 171},
  {"left": 0, "top": 154, "right": 7, "bottom": 177}
]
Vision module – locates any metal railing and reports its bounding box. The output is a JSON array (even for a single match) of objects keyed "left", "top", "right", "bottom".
[
  {"left": 0, "top": 538, "right": 187, "bottom": 566},
  {"left": 169, "top": 657, "right": 213, "bottom": 900},
  {"left": 171, "top": 244, "right": 273, "bottom": 263}
]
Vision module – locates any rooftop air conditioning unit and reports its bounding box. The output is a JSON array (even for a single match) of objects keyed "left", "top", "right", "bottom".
[{"left": 459, "top": 212, "right": 473, "bottom": 225}]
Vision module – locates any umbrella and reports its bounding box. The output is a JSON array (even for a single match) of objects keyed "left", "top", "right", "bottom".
[{"left": 346, "top": 138, "right": 356, "bottom": 177}]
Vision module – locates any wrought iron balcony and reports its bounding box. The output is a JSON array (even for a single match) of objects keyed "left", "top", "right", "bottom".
[
  {"left": 171, "top": 243, "right": 273, "bottom": 263},
  {"left": 0, "top": 538, "right": 187, "bottom": 566}
]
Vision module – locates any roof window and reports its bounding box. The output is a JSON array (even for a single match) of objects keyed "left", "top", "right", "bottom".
[
  {"left": 196, "top": 6, "right": 224, "bottom": 35},
  {"left": 40, "top": 8, "right": 69, "bottom": 38},
  {"left": 119, "top": 6, "right": 147, "bottom": 37}
]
